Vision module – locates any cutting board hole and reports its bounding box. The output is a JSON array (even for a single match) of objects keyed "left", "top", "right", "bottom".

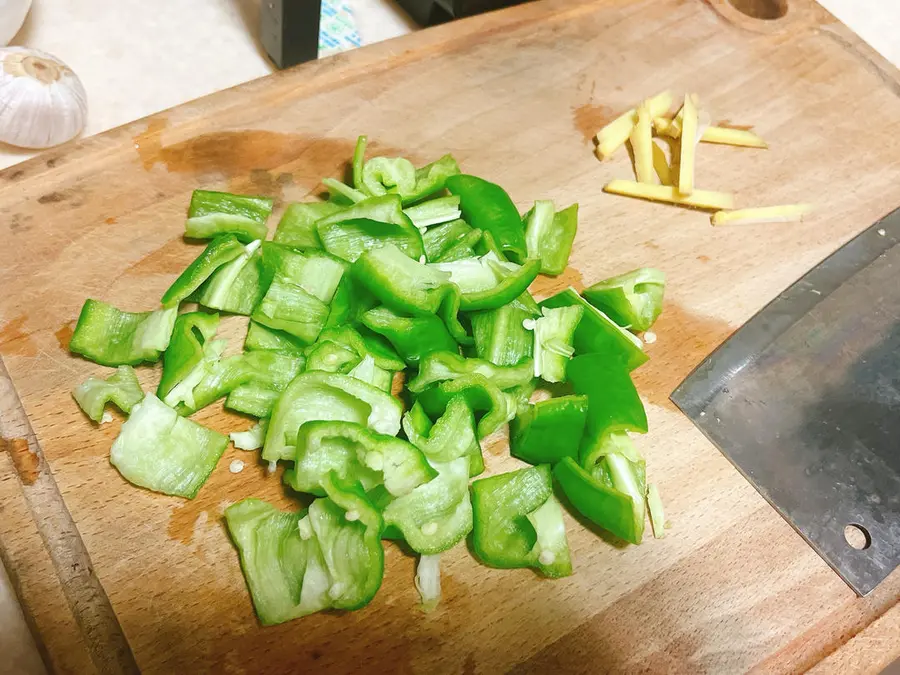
[
  {"left": 843, "top": 524, "right": 871, "bottom": 550},
  {"left": 726, "top": 0, "right": 788, "bottom": 20}
]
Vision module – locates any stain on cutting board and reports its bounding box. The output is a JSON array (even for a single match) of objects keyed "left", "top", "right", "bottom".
[
  {"left": 0, "top": 315, "right": 37, "bottom": 357},
  {"left": 54, "top": 321, "right": 75, "bottom": 351},
  {"left": 571, "top": 102, "right": 616, "bottom": 144}
]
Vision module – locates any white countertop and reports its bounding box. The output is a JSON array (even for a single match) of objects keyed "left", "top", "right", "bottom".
[{"left": 1, "top": 1, "right": 898, "bottom": 673}]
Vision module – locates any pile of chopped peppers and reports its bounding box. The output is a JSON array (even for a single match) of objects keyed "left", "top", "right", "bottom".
[{"left": 69, "top": 136, "right": 667, "bottom": 623}]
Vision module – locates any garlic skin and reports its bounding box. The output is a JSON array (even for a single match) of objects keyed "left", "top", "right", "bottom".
[
  {"left": 0, "top": 0, "right": 31, "bottom": 46},
  {"left": 0, "top": 47, "right": 87, "bottom": 149}
]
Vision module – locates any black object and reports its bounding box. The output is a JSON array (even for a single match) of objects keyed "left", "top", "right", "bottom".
[
  {"left": 672, "top": 208, "right": 900, "bottom": 596},
  {"left": 260, "top": 0, "right": 532, "bottom": 70},
  {"left": 396, "top": 0, "right": 529, "bottom": 25},
  {"left": 260, "top": 0, "right": 322, "bottom": 69}
]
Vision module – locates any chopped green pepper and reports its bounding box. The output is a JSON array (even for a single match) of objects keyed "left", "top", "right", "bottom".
[
  {"left": 568, "top": 353, "right": 648, "bottom": 458},
  {"left": 194, "top": 240, "right": 265, "bottom": 315},
  {"left": 553, "top": 457, "right": 642, "bottom": 544},
  {"left": 352, "top": 135, "right": 367, "bottom": 191},
  {"left": 407, "top": 351, "right": 534, "bottom": 394},
  {"left": 304, "top": 339, "right": 361, "bottom": 375},
  {"left": 347, "top": 355, "right": 393, "bottom": 392},
  {"left": 184, "top": 190, "right": 272, "bottom": 243},
  {"left": 582, "top": 268, "right": 665, "bottom": 332},
  {"left": 157, "top": 311, "right": 220, "bottom": 403},
  {"left": 225, "top": 498, "right": 331, "bottom": 625},
  {"left": 523, "top": 201, "right": 578, "bottom": 276},
  {"left": 469, "top": 291, "right": 539, "bottom": 366},
  {"left": 361, "top": 157, "right": 417, "bottom": 198},
  {"left": 285, "top": 420, "right": 436, "bottom": 497},
  {"left": 357, "top": 152, "right": 460, "bottom": 205},
  {"left": 244, "top": 320, "right": 306, "bottom": 355},
  {"left": 161, "top": 235, "right": 247, "bottom": 307},
  {"left": 351, "top": 243, "right": 452, "bottom": 315},
  {"left": 361, "top": 306, "right": 458, "bottom": 365},
  {"left": 309, "top": 472, "right": 384, "bottom": 610},
  {"left": 421, "top": 219, "right": 477, "bottom": 262},
  {"left": 431, "top": 253, "right": 541, "bottom": 311},
  {"left": 539, "top": 287, "right": 647, "bottom": 371},
  {"left": 432, "top": 229, "right": 483, "bottom": 263},
  {"left": 69, "top": 300, "right": 177, "bottom": 367},
  {"left": 252, "top": 245, "right": 346, "bottom": 344},
  {"left": 402, "top": 397, "right": 483, "bottom": 477},
  {"left": 417, "top": 373, "right": 518, "bottom": 439},
  {"left": 273, "top": 201, "right": 343, "bottom": 249},
  {"left": 322, "top": 177, "right": 367, "bottom": 204},
  {"left": 230, "top": 420, "right": 268, "bottom": 451},
  {"left": 316, "top": 195, "right": 424, "bottom": 262},
  {"left": 510, "top": 395, "right": 588, "bottom": 465},
  {"left": 110, "top": 393, "right": 227, "bottom": 499},
  {"left": 532, "top": 305, "right": 583, "bottom": 383},
  {"left": 404, "top": 154, "right": 460, "bottom": 205},
  {"left": 310, "top": 325, "right": 405, "bottom": 372},
  {"left": 263, "top": 371, "right": 403, "bottom": 461},
  {"left": 225, "top": 352, "right": 305, "bottom": 418},
  {"left": 403, "top": 196, "right": 461, "bottom": 229},
  {"left": 647, "top": 483, "right": 666, "bottom": 539},
  {"left": 470, "top": 465, "right": 572, "bottom": 577},
  {"left": 72, "top": 365, "right": 144, "bottom": 423},
  {"left": 382, "top": 457, "right": 472, "bottom": 555},
  {"left": 446, "top": 174, "right": 527, "bottom": 263}
]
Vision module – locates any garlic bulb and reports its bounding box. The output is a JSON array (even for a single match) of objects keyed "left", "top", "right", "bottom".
[
  {"left": 0, "top": 47, "right": 87, "bottom": 149},
  {"left": 0, "top": 0, "right": 31, "bottom": 46}
]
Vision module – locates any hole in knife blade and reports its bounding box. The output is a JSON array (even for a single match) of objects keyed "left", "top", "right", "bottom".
[{"left": 843, "top": 524, "right": 871, "bottom": 550}]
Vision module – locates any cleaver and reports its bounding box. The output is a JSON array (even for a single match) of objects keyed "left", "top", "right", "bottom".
[{"left": 672, "top": 209, "right": 900, "bottom": 596}]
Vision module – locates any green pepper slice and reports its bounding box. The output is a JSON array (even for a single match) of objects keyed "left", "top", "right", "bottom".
[
  {"left": 161, "top": 235, "right": 246, "bottom": 307},
  {"left": 72, "top": 365, "right": 144, "bottom": 423},
  {"left": 194, "top": 240, "right": 265, "bottom": 315},
  {"left": 568, "top": 353, "right": 648, "bottom": 456},
  {"left": 263, "top": 371, "right": 403, "bottom": 462},
  {"left": 553, "top": 456, "right": 643, "bottom": 544},
  {"left": 285, "top": 420, "right": 436, "bottom": 497},
  {"left": 407, "top": 351, "right": 534, "bottom": 394},
  {"left": 308, "top": 472, "right": 384, "bottom": 611},
  {"left": 184, "top": 190, "right": 272, "bottom": 243},
  {"left": 402, "top": 397, "right": 483, "bottom": 477},
  {"left": 273, "top": 201, "right": 344, "bottom": 249},
  {"left": 316, "top": 195, "right": 424, "bottom": 262},
  {"left": 469, "top": 291, "right": 539, "bottom": 366},
  {"left": 225, "top": 498, "right": 332, "bottom": 625},
  {"left": 417, "top": 373, "right": 518, "bottom": 439},
  {"left": 361, "top": 306, "right": 459, "bottom": 365},
  {"left": 582, "top": 267, "right": 666, "bottom": 332},
  {"left": 523, "top": 201, "right": 578, "bottom": 276},
  {"left": 382, "top": 457, "right": 473, "bottom": 555},
  {"left": 431, "top": 253, "right": 541, "bottom": 312},
  {"left": 532, "top": 305, "right": 583, "bottom": 383},
  {"left": 470, "top": 464, "right": 572, "bottom": 577},
  {"left": 110, "top": 393, "right": 228, "bottom": 499},
  {"left": 69, "top": 299, "right": 177, "bottom": 367},
  {"left": 539, "top": 287, "right": 647, "bottom": 371},
  {"left": 157, "top": 311, "right": 220, "bottom": 402},
  {"left": 510, "top": 395, "right": 588, "bottom": 465},
  {"left": 446, "top": 174, "right": 527, "bottom": 263}
]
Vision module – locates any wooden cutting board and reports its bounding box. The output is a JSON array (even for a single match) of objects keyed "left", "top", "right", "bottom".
[{"left": 1, "top": 0, "right": 899, "bottom": 672}]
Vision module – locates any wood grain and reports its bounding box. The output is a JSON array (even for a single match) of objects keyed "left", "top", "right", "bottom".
[{"left": 0, "top": 0, "right": 898, "bottom": 672}]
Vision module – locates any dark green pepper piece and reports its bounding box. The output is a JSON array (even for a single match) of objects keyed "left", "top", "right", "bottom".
[{"left": 446, "top": 174, "right": 527, "bottom": 263}]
